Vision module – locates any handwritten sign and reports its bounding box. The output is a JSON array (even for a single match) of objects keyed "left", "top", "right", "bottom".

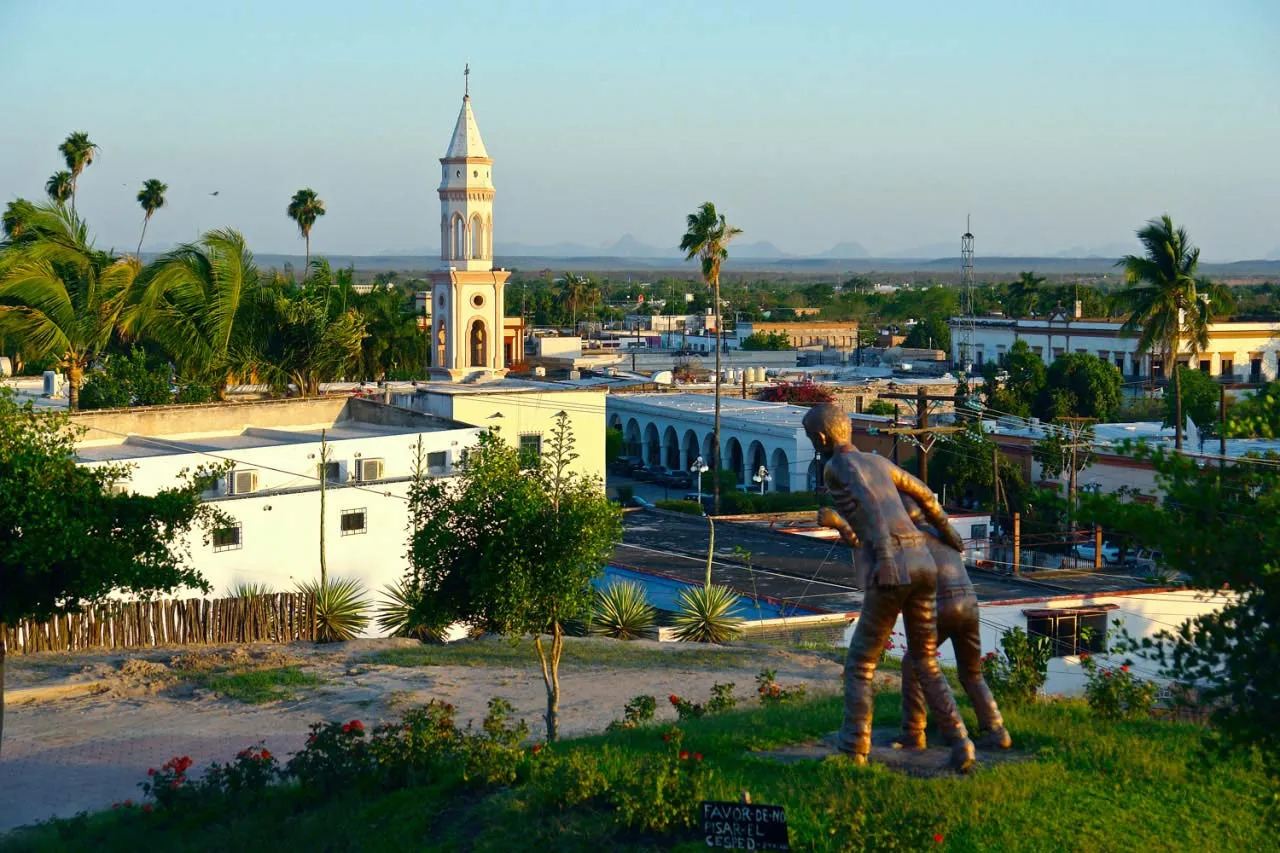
[{"left": 701, "top": 801, "right": 790, "bottom": 850}]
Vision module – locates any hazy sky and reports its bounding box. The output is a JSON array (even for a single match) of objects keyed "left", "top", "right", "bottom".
[{"left": 2, "top": 0, "right": 1278, "bottom": 260}]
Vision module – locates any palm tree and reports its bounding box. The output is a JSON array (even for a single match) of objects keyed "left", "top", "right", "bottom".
[
  {"left": 1008, "top": 270, "right": 1044, "bottom": 318},
  {"left": 45, "top": 172, "right": 73, "bottom": 208},
  {"left": 561, "top": 272, "right": 586, "bottom": 332},
  {"left": 0, "top": 203, "right": 137, "bottom": 410},
  {"left": 680, "top": 202, "right": 742, "bottom": 514},
  {"left": 57, "top": 132, "right": 99, "bottom": 216},
  {"left": 135, "top": 179, "right": 167, "bottom": 258},
  {"left": 123, "top": 228, "right": 258, "bottom": 397},
  {"left": 253, "top": 289, "right": 366, "bottom": 396},
  {"left": 286, "top": 189, "right": 325, "bottom": 279},
  {"left": 1117, "top": 215, "right": 1226, "bottom": 450}
]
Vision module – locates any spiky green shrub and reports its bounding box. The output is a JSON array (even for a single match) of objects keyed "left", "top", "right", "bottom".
[
  {"left": 296, "top": 577, "right": 370, "bottom": 643},
  {"left": 590, "top": 581, "right": 657, "bottom": 640},
  {"left": 671, "top": 584, "right": 743, "bottom": 644},
  {"left": 376, "top": 580, "right": 446, "bottom": 642},
  {"left": 226, "top": 581, "right": 274, "bottom": 599}
]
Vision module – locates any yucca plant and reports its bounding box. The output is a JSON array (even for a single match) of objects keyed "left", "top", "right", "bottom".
[
  {"left": 671, "top": 584, "right": 744, "bottom": 644},
  {"left": 590, "top": 580, "right": 657, "bottom": 640},
  {"left": 296, "top": 577, "right": 370, "bottom": 643},
  {"left": 375, "top": 580, "right": 446, "bottom": 642},
  {"left": 226, "top": 581, "right": 274, "bottom": 599}
]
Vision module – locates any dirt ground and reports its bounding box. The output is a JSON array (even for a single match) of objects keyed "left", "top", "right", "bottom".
[{"left": 0, "top": 637, "right": 854, "bottom": 833}]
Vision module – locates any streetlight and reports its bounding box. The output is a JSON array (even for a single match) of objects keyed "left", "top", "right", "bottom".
[
  {"left": 753, "top": 465, "right": 771, "bottom": 495},
  {"left": 690, "top": 456, "right": 709, "bottom": 508}
]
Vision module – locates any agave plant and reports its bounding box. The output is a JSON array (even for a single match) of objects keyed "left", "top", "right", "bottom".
[
  {"left": 671, "top": 584, "right": 744, "bottom": 644},
  {"left": 226, "top": 581, "right": 274, "bottom": 599},
  {"left": 375, "top": 580, "right": 446, "bottom": 642},
  {"left": 590, "top": 580, "right": 657, "bottom": 640},
  {"left": 296, "top": 576, "right": 370, "bottom": 643}
]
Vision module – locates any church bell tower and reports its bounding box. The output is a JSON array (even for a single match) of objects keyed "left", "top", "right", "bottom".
[{"left": 429, "top": 66, "right": 510, "bottom": 382}]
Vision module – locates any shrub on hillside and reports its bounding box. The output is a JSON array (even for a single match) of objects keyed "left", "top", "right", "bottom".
[
  {"left": 1081, "top": 654, "right": 1158, "bottom": 721},
  {"left": 981, "top": 626, "right": 1051, "bottom": 706}
]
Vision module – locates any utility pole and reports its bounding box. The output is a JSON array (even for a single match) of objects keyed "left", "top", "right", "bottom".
[
  {"left": 741, "top": 369, "right": 747, "bottom": 400},
  {"left": 1058, "top": 416, "right": 1097, "bottom": 534},
  {"left": 318, "top": 429, "right": 329, "bottom": 589},
  {"left": 878, "top": 386, "right": 963, "bottom": 487},
  {"left": 892, "top": 403, "right": 900, "bottom": 465},
  {"left": 1219, "top": 385, "right": 1227, "bottom": 470}
]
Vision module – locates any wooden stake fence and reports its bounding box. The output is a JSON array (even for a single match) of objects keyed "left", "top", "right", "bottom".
[{"left": 1, "top": 593, "right": 316, "bottom": 655}]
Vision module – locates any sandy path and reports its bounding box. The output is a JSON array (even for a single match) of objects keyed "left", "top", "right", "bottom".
[{"left": 0, "top": 638, "right": 846, "bottom": 833}]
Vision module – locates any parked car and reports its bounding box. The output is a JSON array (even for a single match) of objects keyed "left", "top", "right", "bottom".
[
  {"left": 637, "top": 464, "right": 666, "bottom": 482},
  {"left": 1124, "top": 547, "right": 1165, "bottom": 572},
  {"left": 660, "top": 469, "right": 693, "bottom": 489},
  {"left": 1073, "top": 541, "right": 1121, "bottom": 564},
  {"left": 609, "top": 455, "right": 644, "bottom": 476}
]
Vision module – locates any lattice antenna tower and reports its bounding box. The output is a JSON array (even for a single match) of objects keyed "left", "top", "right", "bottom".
[{"left": 960, "top": 215, "right": 976, "bottom": 373}]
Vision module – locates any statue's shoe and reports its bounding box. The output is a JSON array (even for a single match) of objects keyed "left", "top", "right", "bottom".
[
  {"left": 949, "top": 738, "right": 976, "bottom": 773},
  {"left": 891, "top": 731, "right": 926, "bottom": 751},
  {"left": 976, "top": 726, "right": 1013, "bottom": 750}
]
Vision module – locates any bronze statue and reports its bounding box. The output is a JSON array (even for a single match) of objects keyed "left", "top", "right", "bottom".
[
  {"left": 802, "top": 403, "right": 976, "bottom": 772},
  {"left": 821, "top": 501, "right": 1012, "bottom": 751}
]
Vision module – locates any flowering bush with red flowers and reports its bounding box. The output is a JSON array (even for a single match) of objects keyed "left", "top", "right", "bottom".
[
  {"left": 668, "top": 682, "right": 737, "bottom": 721},
  {"left": 979, "top": 626, "right": 1051, "bottom": 707},
  {"left": 757, "top": 380, "right": 835, "bottom": 406},
  {"left": 201, "top": 743, "right": 280, "bottom": 797},
  {"left": 1081, "top": 654, "right": 1159, "bottom": 721},
  {"left": 364, "top": 700, "right": 464, "bottom": 790},
  {"left": 139, "top": 755, "right": 196, "bottom": 809},
  {"left": 755, "top": 669, "right": 807, "bottom": 706},
  {"left": 285, "top": 718, "right": 371, "bottom": 794},
  {"left": 610, "top": 727, "right": 714, "bottom": 834}
]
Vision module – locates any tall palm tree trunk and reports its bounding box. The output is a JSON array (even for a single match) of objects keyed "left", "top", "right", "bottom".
[
  {"left": 66, "top": 362, "right": 83, "bottom": 412},
  {"left": 137, "top": 213, "right": 151, "bottom": 258},
  {"left": 1172, "top": 338, "right": 1183, "bottom": 450},
  {"left": 712, "top": 278, "right": 722, "bottom": 514},
  {"left": 304, "top": 234, "right": 310, "bottom": 283}
]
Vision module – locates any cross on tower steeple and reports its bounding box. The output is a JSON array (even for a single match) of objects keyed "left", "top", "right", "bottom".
[{"left": 464, "top": 63, "right": 470, "bottom": 97}]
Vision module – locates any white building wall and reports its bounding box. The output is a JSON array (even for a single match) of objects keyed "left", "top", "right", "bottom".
[
  {"left": 845, "top": 588, "right": 1235, "bottom": 696},
  {"left": 953, "top": 317, "right": 1280, "bottom": 381},
  {"left": 80, "top": 426, "right": 482, "bottom": 629}
]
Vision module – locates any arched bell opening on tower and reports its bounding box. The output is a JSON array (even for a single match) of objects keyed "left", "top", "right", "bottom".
[{"left": 469, "top": 320, "right": 487, "bottom": 367}]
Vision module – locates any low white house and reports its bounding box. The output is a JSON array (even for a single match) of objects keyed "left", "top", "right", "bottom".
[{"left": 73, "top": 397, "right": 481, "bottom": 609}]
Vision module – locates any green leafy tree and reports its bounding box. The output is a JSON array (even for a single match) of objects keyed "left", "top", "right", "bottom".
[
  {"left": 902, "top": 317, "right": 950, "bottom": 353},
  {"left": 135, "top": 179, "right": 168, "bottom": 257},
  {"left": 1164, "top": 365, "right": 1221, "bottom": 440},
  {"left": 560, "top": 272, "right": 586, "bottom": 332},
  {"left": 123, "top": 229, "right": 259, "bottom": 397},
  {"left": 1038, "top": 353, "right": 1122, "bottom": 421},
  {"left": 930, "top": 422, "right": 1025, "bottom": 510},
  {"left": 1079, "top": 447, "right": 1280, "bottom": 777},
  {"left": 57, "top": 131, "right": 98, "bottom": 216},
  {"left": 984, "top": 339, "right": 1046, "bottom": 418},
  {"left": 1226, "top": 381, "right": 1280, "bottom": 438},
  {"left": 0, "top": 202, "right": 137, "bottom": 410},
  {"left": 286, "top": 188, "right": 326, "bottom": 278},
  {"left": 739, "top": 330, "right": 791, "bottom": 351},
  {"left": 78, "top": 346, "right": 174, "bottom": 410},
  {"left": 0, "top": 389, "right": 219, "bottom": 755},
  {"left": 1032, "top": 421, "right": 1096, "bottom": 481},
  {"left": 1007, "top": 271, "right": 1045, "bottom": 318},
  {"left": 405, "top": 415, "right": 622, "bottom": 741},
  {"left": 45, "top": 172, "right": 73, "bottom": 208},
  {"left": 1116, "top": 216, "right": 1228, "bottom": 449},
  {"left": 864, "top": 399, "right": 897, "bottom": 416},
  {"left": 605, "top": 426, "right": 623, "bottom": 463},
  {"left": 350, "top": 287, "right": 424, "bottom": 381},
  {"left": 680, "top": 202, "right": 742, "bottom": 515}
]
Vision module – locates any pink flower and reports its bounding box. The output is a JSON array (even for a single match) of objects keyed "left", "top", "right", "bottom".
[
  {"left": 669, "top": 694, "right": 679, "bottom": 705},
  {"left": 934, "top": 833, "right": 945, "bottom": 844},
  {"left": 679, "top": 750, "right": 690, "bottom": 760},
  {"left": 1121, "top": 665, "right": 1129, "bottom": 673},
  {"left": 693, "top": 753, "right": 703, "bottom": 762},
  {"left": 142, "top": 804, "right": 152, "bottom": 813},
  {"left": 147, "top": 768, "right": 155, "bottom": 777},
  {"left": 531, "top": 743, "right": 542, "bottom": 755}
]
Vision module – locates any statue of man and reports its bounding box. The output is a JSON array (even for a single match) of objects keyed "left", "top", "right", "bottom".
[
  {"left": 802, "top": 402, "right": 975, "bottom": 771},
  {"left": 820, "top": 500, "right": 1012, "bottom": 751}
]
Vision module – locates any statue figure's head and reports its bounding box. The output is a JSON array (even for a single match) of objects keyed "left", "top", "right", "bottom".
[{"left": 802, "top": 403, "right": 852, "bottom": 456}]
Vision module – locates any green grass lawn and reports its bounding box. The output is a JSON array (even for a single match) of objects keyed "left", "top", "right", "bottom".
[
  {"left": 370, "top": 636, "right": 762, "bottom": 671},
  {"left": 6, "top": 688, "right": 1271, "bottom": 852},
  {"left": 199, "top": 666, "right": 326, "bottom": 704}
]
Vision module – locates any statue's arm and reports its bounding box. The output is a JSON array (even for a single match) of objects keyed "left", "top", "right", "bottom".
[{"left": 890, "top": 467, "right": 966, "bottom": 552}]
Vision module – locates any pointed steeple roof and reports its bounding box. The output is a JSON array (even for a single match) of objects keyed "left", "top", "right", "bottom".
[{"left": 444, "top": 96, "right": 489, "bottom": 160}]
